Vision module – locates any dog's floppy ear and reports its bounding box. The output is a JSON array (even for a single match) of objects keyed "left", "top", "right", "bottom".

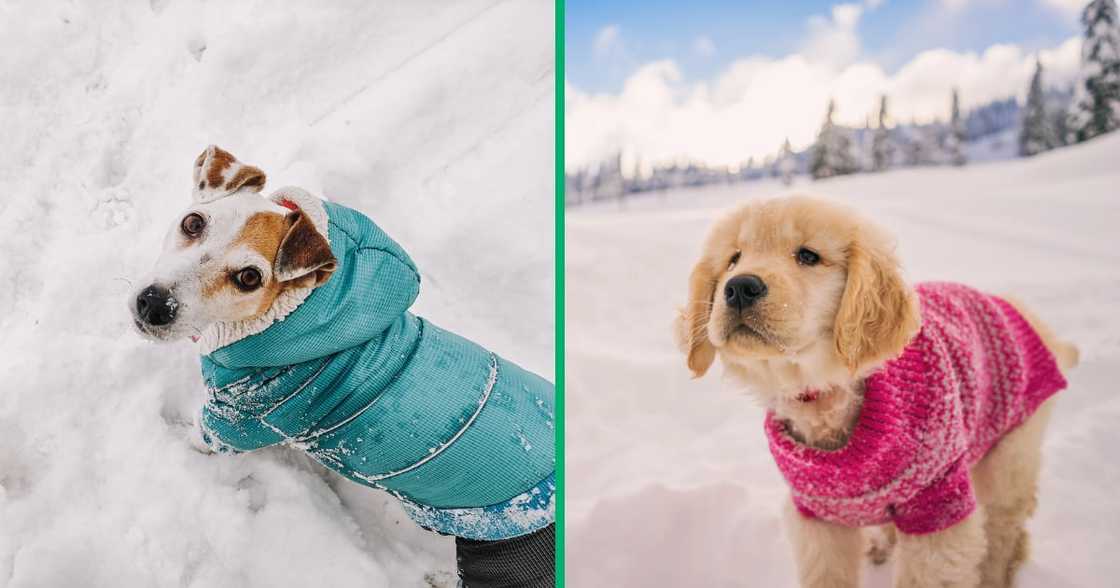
[
  {"left": 676, "top": 207, "right": 748, "bottom": 378},
  {"left": 833, "top": 234, "right": 920, "bottom": 373},
  {"left": 274, "top": 210, "right": 337, "bottom": 286},
  {"left": 192, "top": 145, "right": 267, "bottom": 203},
  {"left": 678, "top": 259, "right": 719, "bottom": 377}
]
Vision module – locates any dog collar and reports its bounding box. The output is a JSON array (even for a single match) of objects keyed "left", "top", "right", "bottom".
[{"left": 796, "top": 390, "right": 820, "bottom": 403}]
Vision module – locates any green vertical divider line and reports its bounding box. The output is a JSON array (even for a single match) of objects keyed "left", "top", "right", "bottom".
[{"left": 554, "top": 0, "right": 565, "bottom": 585}]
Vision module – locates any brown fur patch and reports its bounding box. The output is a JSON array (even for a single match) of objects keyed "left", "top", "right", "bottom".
[
  {"left": 237, "top": 211, "right": 288, "bottom": 263},
  {"left": 275, "top": 211, "right": 337, "bottom": 285},
  {"left": 206, "top": 147, "right": 236, "bottom": 188},
  {"left": 226, "top": 164, "right": 266, "bottom": 192},
  {"left": 201, "top": 212, "right": 288, "bottom": 312}
]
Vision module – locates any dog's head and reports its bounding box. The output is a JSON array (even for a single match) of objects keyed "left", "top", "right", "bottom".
[
  {"left": 676, "top": 196, "right": 919, "bottom": 384},
  {"left": 130, "top": 146, "right": 337, "bottom": 342}
]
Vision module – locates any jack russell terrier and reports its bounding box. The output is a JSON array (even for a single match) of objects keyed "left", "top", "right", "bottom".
[{"left": 131, "top": 146, "right": 555, "bottom": 587}]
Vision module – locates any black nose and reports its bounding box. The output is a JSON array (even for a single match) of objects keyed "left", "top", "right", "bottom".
[
  {"left": 724, "top": 274, "right": 768, "bottom": 310},
  {"left": 136, "top": 285, "right": 177, "bottom": 326}
]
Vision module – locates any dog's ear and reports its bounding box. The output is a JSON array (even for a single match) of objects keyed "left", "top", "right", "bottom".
[
  {"left": 677, "top": 258, "right": 719, "bottom": 378},
  {"left": 274, "top": 210, "right": 337, "bottom": 286},
  {"left": 677, "top": 208, "right": 749, "bottom": 378},
  {"left": 192, "top": 145, "right": 266, "bottom": 203},
  {"left": 833, "top": 234, "right": 920, "bottom": 373}
]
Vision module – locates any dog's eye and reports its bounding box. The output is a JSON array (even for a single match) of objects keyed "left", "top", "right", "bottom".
[
  {"left": 232, "top": 267, "right": 263, "bottom": 291},
  {"left": 181, "top": 213, "right": 206, "bottom": 237},
  {"left": 795, "top": 247, "right": 821, "bottom": 266},
  {"left": 728, "top": 250, "right": 741, "bottom": 269}
]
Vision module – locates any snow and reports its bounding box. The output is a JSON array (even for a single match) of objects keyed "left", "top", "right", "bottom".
[
  {"left": 566, "top": 134, "right": 1120, "bottom": 587},
  {"left": 0, "top": 1, "right": 552, "bottom": 586}
]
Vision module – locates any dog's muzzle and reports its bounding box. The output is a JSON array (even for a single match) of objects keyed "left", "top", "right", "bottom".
[
  {"left": 724, "top": 274, "right": 768, "bottom": 311},
  {"left": 135, "top": 285, "right": 178, "bottom": 326}
]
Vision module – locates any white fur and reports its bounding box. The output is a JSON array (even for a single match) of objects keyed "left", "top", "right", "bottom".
[{"left": 131, "top": 187, "right": 329, "bottom": 353}]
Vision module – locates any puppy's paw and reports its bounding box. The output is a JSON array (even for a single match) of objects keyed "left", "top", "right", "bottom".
[{"left": 865, "top": 525, "right": 896, "bottom": 566}]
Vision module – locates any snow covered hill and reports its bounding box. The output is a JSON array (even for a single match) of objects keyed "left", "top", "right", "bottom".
[
  {"left": 0, "top": 2, "right": 552, "bottom": 586},
  {"left": 566, "top": 133, "right": 1120, "bottom": 587}
]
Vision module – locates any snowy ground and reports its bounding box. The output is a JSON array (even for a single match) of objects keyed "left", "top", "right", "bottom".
[
  {"left": 566, "top": 134, "right": 1120, "bottom": 587},
  {"left": 0, "top": 2, "right": 552, "bottom": 586}
]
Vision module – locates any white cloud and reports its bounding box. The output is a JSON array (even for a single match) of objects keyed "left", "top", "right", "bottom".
[
  {"left": 565, "top": 36, "right": 1082, "bottom": 170},
  {"left": 593, "top": 25, "right": 622, "bottom": 59},
  {"left": 800, "top": 1, "right": 886, "bottom": 69},
  {"left": 1040, "top": 0, "right": 1086, "bottom": 17},
  {"left": 693, "top": 35, "right": 717, "bottom": 58},
  {"left": 802, "top": 3, "right": 866, "bottom": 69}
]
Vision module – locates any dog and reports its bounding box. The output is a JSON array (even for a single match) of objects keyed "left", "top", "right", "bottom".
[
  {"left": 676, "top": 196, "right": 1078, "bottom": 588},
  {"left": 131, "top": 146, "right": 556, "bottom": 587}
]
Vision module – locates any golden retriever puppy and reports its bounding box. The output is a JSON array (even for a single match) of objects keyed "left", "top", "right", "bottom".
[{"left": 676, "top": 196, "right": 1078, "bottom": 588}]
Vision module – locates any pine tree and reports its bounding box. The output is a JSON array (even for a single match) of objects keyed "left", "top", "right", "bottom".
[
  {"left": 810, "top": 99, "right": 858, "bottom": 179},
  {"left": 872, "top": 95, "right": 895, "bottom": 171},
  {"left": 809, "top": 101, "right": 836, "bottom": 179},
  {"left": 903, "top": 126, "right": 938, "bottom": 167},
  {"left": 945, "top": 89, "right": 968, "bottom": 166},
  {"left": 1020, "top": 59, "right": 1059, "bottom": 156},
  {"left": 777, "top": 138, "right": 795, "bottom": 185},
  {"left": 1067, "top": 0, "right": 1120, "bottom": 143}
]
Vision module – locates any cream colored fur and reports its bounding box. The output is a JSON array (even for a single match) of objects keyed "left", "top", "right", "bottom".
[{"left": 676, "top": 196, "right": 1078, "bottom": 588}]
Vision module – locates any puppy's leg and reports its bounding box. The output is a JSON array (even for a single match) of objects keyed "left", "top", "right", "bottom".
[
  {"left": 785, "top": 500, "right": 862, "bottom": 588},
  {"left": 894, "top": 509, "right": 986, "bottom": 588},
  {"left": 971, "top": 398, "right": 1054, "bottom": 588}
]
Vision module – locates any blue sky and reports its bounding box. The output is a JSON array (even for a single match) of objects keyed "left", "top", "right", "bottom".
[
  {"left": 567, "top": 0, "right": 1081, "bottom": 94},
  {"left": 565, "top": 0, "right": 1089, "bottom": 169}
]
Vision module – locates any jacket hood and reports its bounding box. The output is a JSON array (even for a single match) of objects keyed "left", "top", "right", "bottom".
[{"left": 204, "top": 187, "right": 420, "bottom": 369}]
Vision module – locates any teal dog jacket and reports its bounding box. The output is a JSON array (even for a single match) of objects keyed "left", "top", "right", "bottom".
[{"left": 198, "top": 188, "right": 555, "bottom": 540}]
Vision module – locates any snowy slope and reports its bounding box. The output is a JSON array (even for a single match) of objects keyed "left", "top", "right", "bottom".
[
  {"left": 566, "top": 134, "right": 1120, "bottom": 587},
  {"left": 0, "top": 1, "right": 553, "bottom": 586}
]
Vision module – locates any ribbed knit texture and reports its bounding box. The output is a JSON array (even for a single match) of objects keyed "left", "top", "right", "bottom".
[
  {"left": 198, "top": 192, "right": 555, "bottom": 541},
  {"left": 765, "top": 282, "right": 1067, "bottom": 534}
]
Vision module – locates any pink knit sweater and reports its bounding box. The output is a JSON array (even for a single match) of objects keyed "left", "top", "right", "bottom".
[{"left": 765, "top": 282, "right": 1067, "bottom": 534}]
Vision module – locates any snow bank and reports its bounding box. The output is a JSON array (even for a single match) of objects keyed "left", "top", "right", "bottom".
[
  {"left": 0, "top": 1, "right": 553, "bottom": 586},
  {"left": 566, "top": 134, "right": 1120, "bottom": 587}
]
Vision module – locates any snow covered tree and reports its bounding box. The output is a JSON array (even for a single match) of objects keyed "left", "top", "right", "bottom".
[
  {"left": 777, "top": 138, "right": 795, "bottom": 185},
  {"left": 1067, "top": 0, "right": 1120, "bottom": 143},
  {"left": 628, "top": 157, "right": 643, "bottom": 193},
  {"left": 945, "top": 89, "right": 967, "bottom": 166},
  {"left": 1020, "top": 58, "right": 1060, "bottom": 156},
  {"left": 810, "top": 99, "right": 858, "bottom": 179},
  {"left": 1048, "top": 91, "right": 1072, "bottom": 145},
  {"left": 872, "top": 95, "right": 895, "bottom": 171}
]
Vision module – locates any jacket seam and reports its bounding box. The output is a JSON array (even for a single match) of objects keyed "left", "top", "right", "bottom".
[
  {"left": 352, "top": 352, "right": 500, "bottom": 483},
  {"left": 288, "top": 318, "right": 427, "bottom": 442},
  {"left": 328, "top": 217, "right": 419, "bottom": 281}
]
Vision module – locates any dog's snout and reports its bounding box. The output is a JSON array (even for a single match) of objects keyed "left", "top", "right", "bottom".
[
  {"left": 136, "top": 285, "right": 177, "bottom": 326},
  {"left": 724, "top": 274, "right": 768, "bottom": 310}
]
